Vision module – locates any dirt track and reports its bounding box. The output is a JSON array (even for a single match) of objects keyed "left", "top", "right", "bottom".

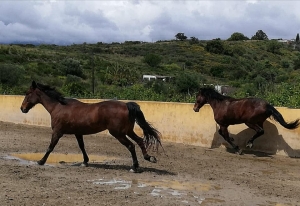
[{"left": 0, "top": 121, "right": 300, "bottom": 206}]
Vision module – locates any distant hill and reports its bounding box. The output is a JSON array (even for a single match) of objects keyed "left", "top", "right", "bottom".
[{"left": 1, "top": 39, "right": 300, "bottom": 107}]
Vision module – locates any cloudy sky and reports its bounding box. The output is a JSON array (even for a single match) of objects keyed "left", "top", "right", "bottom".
[{"left": 0, "top": 0, "right": 299, "bottom": 45}]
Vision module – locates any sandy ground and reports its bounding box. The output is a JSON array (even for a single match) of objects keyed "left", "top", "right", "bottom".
[{"left": 0, "top": 121, "right": 300, "bottom": 206}]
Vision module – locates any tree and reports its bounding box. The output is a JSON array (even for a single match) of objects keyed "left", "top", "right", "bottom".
[
  {"left": 296, "top": 33, "right": 299, "bottom": 44},
  {"left": 227, "top": 32, "right": 249, "bottom": 41},
  {"left": 251, "top": 30, "right": 268, "bottom": 40},
  {"left": 175, "top": 33, "right": 187, "bottom": 41}
]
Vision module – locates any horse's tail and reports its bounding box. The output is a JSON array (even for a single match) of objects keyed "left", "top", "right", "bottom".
[
  {"left": 126, "top": 102, "right": 162, "bottom": 150},
  {"left": 267, "top": 104, "right": 299, "bottom": 129}
]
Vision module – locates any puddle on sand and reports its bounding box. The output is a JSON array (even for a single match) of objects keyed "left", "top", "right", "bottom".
[
  {"left": 89, "top": 178, "right": 223, "bottom": 205},
  {"left": 200, "top": 198, "right": 225, "bottom": 205},
  {"left": 258, "top": 202, "right": 293, "bottom": 206},
  {"left": 139, "top": 179, "right": 212, "bottom": 192},
  {"left": 267, "top": 202, "right": 293, "bottom": 206},
  {"left": 260, "top": 169, "right": 276, "bottom": 175},
  {"left": 89, "top": 178, "right": 219, "bottom": 193},
  {"left": 6, "top": 153, "right": 120, "bottom": 166}
]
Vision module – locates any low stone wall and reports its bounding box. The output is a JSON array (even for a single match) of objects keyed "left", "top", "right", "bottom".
[{"left": 1, "top": 95, "right": 300, "bottom": 157}]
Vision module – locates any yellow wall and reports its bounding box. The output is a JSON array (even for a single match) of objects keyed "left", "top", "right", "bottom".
[{"left": 1, "top": 95, "right": 300, "bottom": 157}]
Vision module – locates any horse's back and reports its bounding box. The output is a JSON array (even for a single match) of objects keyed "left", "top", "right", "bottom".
[
  {"left": 52, "top": 100, "right": 131, "bottom": 135},
  {"left": 64, "top": 99, "right": 127, "bottom": 109},
  {"left": 229, "top": 97, "right": 268, "bottom": 109},
  {"left": 68, "top": 99, "right": 129, "bottom": 119},
  {"left": 215, "top": 97, "right": 270, "bottom": 124}
]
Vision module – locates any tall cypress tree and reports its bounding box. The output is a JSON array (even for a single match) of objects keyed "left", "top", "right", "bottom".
[{"left": 296, "top": 33, "right": 299, "bottom": 43}]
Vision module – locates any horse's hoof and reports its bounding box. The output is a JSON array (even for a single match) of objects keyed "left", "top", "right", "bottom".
[
  {"left": 246, "top": 142, "right": 253, "bottom": 148},
  {"left": 130, "top": 168, "right": 143, "bottom": 173},
  {"left": 81, "top": 162, "right": 89, "bottom": 167},
  {"left": 149, "top": 156, "right": 157, "bottom": 163},
  {"left": 37, "top": 160, "right": 45, "bottom": 165},
  {"left": 236, "top": 149, "right": 243, "bottom": 155}
]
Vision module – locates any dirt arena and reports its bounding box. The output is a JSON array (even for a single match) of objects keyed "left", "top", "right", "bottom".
[{"left": 0, "top": 121, "right": 300, "bottom": 206}]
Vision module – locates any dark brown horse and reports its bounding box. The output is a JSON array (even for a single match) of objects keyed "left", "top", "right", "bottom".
[
  {"left": 193, "top": 87, "right": 299, "bottom": 154},
  {"left": 20, "top": 81, "right": 161, "bottom": 172}
]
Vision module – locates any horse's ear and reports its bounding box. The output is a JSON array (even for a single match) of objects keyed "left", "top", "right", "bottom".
[{"left": 31, "top": 81, "right": 37, "bottom": 89}]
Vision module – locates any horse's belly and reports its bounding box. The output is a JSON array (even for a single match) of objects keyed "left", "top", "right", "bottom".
[
  {"left": 64, "top": 128, "right": 105, "bottom": 135},
  {"left": 216, "top": 116, "right": 245, "bottom": 125},
  {"left": 61, "top": 123, "right": 107, "bottom": 135}
]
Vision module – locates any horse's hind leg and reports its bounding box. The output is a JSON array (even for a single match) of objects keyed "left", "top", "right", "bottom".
[
  {"left": 245, "top": 123, "right": 264, "bottom": 148},
  {"left": 219, "top": 125, "right": 243, "bottom": 155},
  {"left": 75, "top": 134, "right": 89, "bottom": 167},
  {"left": 109, "top": 131, "right": 140, "bottom": 173},
  {"left": 127, "top": 130, "right": 157, "bottom": 163},
  {"left": 38, "top": 132, "right": 63, "bottom": 165}
]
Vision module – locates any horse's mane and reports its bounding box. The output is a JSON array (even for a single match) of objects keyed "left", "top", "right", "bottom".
[
  {"left": 199, "top": 87, "right": 234, "bottom": 101},
  {"left": 36, "top": 83, "right": 67, "bottom": 105}
]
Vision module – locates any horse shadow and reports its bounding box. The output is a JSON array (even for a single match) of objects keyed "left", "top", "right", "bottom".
[
  {"left": 211, "top": 121, "right": 300, "bottom": 158},
  {"left": 70, "top": 162, "right": 176, "bottom": 175}
]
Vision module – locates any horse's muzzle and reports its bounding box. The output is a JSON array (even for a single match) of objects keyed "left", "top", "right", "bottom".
[
  {"left": 193, "top": 107, "right": 199, "bottom": 112},
  {"left": 21, "top": 107, "right": 28, "bottom": 113}
]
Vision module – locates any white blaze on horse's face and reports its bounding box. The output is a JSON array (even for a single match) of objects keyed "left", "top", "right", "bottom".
[{"left": 193, "top": 91, "right": 206, "bottom": 112}]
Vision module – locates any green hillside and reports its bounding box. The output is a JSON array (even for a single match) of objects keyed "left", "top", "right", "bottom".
[{"left": 1, "top": 39, "right": 300, "bottom": 107}]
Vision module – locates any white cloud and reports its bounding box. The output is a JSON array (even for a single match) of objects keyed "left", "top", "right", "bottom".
[{"left": 0, "top": 0, "right": 299, "bottom": 44}]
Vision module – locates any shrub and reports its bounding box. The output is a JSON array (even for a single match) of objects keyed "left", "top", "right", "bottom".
[
  {"left": 210, "top": 65, "right": 225, "bottom": 78},
  {"left": 62, "top": 82, "right": 89, "bottom": 97},
  {"left": 59, "top": 58, "right": 85, "bottom": 79},
  {"left": 0, "top": 64, "right": 22, "bottom": 86},
  {"left": 205, "top": 39, "right": 225, "bottom": 54},
  {"left": 174, "top": 73, "right": 200, "bottom": 93},
  {"left": 143, "top": 53, "right": 162, "bottom": 67}
]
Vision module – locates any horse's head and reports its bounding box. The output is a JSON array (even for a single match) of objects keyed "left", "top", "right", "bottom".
[
  {"left": 193, "top": 89, "right": 207, "bottom": 112},
  {"left": 20, "top": 81, "right": 41, "bottom": 113}
]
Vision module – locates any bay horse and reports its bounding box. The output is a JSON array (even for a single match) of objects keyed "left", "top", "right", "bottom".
[
  {"left": 193, "top": 87, "right": 299, "bottom": 154},
  {"left": 20, "top": 81, "right": 161, "bottom": 172}
]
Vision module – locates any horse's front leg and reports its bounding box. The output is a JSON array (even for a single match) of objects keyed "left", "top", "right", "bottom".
[
  {"left": 219, "top": 125, "right": 243, "bottom": 155},
  {"left": 218, "top": 128, "right": 234, "bottom": 142},
  {"left": 75, "top": 134, "right": 89, "bottom": 167},
  {"left": 37, "top": 132, "right": 63, "bottom": 165}
]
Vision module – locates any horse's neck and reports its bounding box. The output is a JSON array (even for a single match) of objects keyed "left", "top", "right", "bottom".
[
  {"left": 39, "top": 94, "right": 60, "bottom": 114},
  {"left": 207, "top": 99, "right": 222, "bottom": 110}
]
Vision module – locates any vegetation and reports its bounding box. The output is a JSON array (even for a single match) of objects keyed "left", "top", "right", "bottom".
[
  {"left": 227, "top": 32, "right": 249, "bottom": 41},
  {"left": 1, "top": 30, "right": 300, "bottom": 108},
  {"left": 251, "top": 30, "right": 269, "bottom": 40},
  {"left": 175, "top": 33, "right": 187, "bottom": 41}
]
